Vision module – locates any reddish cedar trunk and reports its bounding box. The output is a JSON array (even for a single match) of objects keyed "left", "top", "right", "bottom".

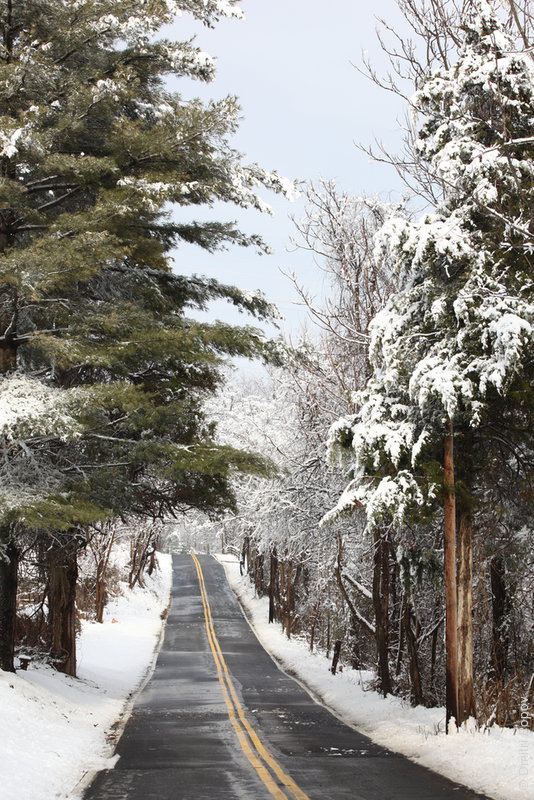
[
  {"left": 47, "top": 538, "right": 78, "bottom": 677},
  {"left": 0, "top": 539, "right": 19, "bottom": 672},
  {"left": 457, "top": 511, "right": 475, "bottom": 723},
  {"left": 443, "top": 422, "right": 459, "bottom": 729}
]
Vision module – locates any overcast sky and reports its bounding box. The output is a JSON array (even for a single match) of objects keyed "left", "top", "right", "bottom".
[{"left": 167, "top": 0, "right": 410, "bottom": 339}]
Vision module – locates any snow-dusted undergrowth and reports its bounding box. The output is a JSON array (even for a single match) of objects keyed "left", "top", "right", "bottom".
[
  {"left": 217, "top": 553, "right": 533, "bottom": 800},
  {"left": 0, "top": 553, "right": 172, "bottom": 800}
]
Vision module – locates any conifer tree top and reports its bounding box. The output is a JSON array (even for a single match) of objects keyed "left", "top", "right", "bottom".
[{"left": 324, "top": 2, "right": 534, "bottom": 528}]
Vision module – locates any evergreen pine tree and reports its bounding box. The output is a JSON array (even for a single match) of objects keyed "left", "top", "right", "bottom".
[
  {"left": 0, "top": 0, "right": 291, "bottom": 672},
  {"left": 326, "top": 2, "right": 533, "bottom": 724}
]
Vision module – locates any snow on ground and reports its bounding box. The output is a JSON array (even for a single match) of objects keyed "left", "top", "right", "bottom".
[
  {"left": 216, "top": 553, "right": 533, "bottom": 800},
  {"left": 0, "top": 553, "right": 172, "bottom": 800}
]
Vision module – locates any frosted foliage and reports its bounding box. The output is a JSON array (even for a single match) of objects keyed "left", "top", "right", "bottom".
[
  {"left": 414, "top": 8, "right": 534, "bottom": 229},
  {"left": 184, "top": 368, "right": 363, "bottom": 575},
  {"left": 225, "top": 164, "right": 298, "bottom": 213},
  {"left": 117, "top": 161, "right": 296, "bottom": 214},
  {"left": 205, "top": 382, "right": 294, "bottom": 466},
  {"left": 0, "top": 377, "right": 83, "bottom": 518},
  {"left": 370, "top": 5, "right": 534, "bottom": 415},
  {"left": 0, "top": 486, "right": 51, "bottom": 516},
  {"left": 0, "top": 376, "right": 82, "bottom": 441},
  {"left": 325, "top": 5, "right": 534, "bottom": 528},
  {"left": 321, "top": 470, "right": 426, "bottom": 529},
  {"left": 86, "top": 1, "right": 243, "bottom": 39},
  {"left": 376, "top": 211, "right": 477, "bottom": 283},
  {"left": 0, "top": 116, "right": 42, "bottom": 160},
  {"left": 0, "top": 126, "right": 25, "bottom": 159}
]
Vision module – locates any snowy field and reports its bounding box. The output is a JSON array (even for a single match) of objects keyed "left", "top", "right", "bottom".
[
  {"left": 0, "top": 553, "right": 172, "bottom": 800},
  {"left": 217, "top": 553, "right": 533, "bottom": 800}
]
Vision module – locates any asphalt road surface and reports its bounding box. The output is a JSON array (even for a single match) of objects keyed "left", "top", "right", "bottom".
[{"left": 84, "top": 554, "right": 490, "bottom": 800}]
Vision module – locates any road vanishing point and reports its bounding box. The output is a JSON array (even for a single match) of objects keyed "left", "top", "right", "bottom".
[{"left": 84, "top": 554, "right": 490, "bottom": 800}]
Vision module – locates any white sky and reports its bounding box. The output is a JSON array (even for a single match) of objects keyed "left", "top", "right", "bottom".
[{"left": 166, "top": 0, "right": 410, "bottom": 339}]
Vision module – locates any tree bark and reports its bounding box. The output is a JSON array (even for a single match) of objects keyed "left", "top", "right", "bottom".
[
  {"left": 47, "top": 535, "right": 78, "bottom": 677},
  {"left": 269, "top": 548, "right": 278, "bottom": 624},
  {"left": 330, "top": 639, "right": 342, "bottom": 675},
  {"left": 457, "top": 510, "right": 475, "bottom": 723},
  {"left": 0, "top": 342, "right": 17, "bottom": 373},
  {"left": 92, "top": 526, "right": 116, "bottom": 624},
  {"left": 443, "top": 421, "right": 459, "bottom": 729},
  {"left": 373, "top": 529, "right": 392, "bottom": 696},
  {"left": 285, "top": 559, "right": 293, "bottom": 638},
  {"left": 253, "top": 551, "right": 264, "bottom": 597},
  {"left": 279, "top": 558, "right": 292, "bottom": 638},
  {"left": 95, "top": 572, "right": 107, "bottom": 625},
  {"left": 240, "top": 536, "right": 249, "bottom": 576},
  {"left": 0, "top": 537, "right": 19, "bottom": 672},
  {"left": 404, "top": 599, "right": 424, "bottom": 706}
]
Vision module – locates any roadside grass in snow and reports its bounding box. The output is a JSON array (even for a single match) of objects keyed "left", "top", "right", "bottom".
[
  {"left": 0, "top": 553, "right": 172, "bottom": 800},
  {"left": 216, "top": 553, "right": 533, "bottom": 800}
]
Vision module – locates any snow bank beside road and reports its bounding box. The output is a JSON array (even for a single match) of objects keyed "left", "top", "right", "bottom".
[
  {"left": 0, "top": 553, "right": 172, "bottom": 800},
  {"left": 217, "top": 553, "right": 533, "bottom": 800}
]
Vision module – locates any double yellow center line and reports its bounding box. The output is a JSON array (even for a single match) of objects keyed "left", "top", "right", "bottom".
[{"left": 191, "top": 554, "right": 311, "bottom": 800}]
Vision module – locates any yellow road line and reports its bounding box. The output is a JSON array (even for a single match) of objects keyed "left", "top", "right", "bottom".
[
  {"left": 191, "top": 555, "right": 286, "bottom": 799},
  {"left": 191, "top": 554, "right": 311, "bottom": 800}
]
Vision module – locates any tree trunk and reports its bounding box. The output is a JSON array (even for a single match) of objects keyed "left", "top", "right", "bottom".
[
  {"left": 309, "top": 599, "right": 321, "bottom": 653},
  {"left": 253, "top": 551, "right": 264, "bottom": 597},
  {"left": 269, "top": 548, "right": 278, "bottom": 624},
  {"left": 490, "top": 555, "right": 508, "bottom": 683},
  {"left": 279, "top": 558, "right": 293, "bottom": 638},
  {"left": 443, "top": 421, "right": 459, "bottom": 730},
  {"left": 95, "top": 571, "right": 107, "bottom": 625},
  {"left": 240, "top": 536, "right": 249, "bottom": 576},
  {"left": 93, "top": 528, "right": 116, "bottom": 624},
  {"left": 0, "top": 537, "right": 19, "bottom": 672},
  {"left": 430, "top": 620, "right": 439, "bottom": 692},
  {"left": 373, "top": 529, "right": 392, "bottom": 696},
  {"left": 0, "top": 225, "right": 19, "bottom": 668},
  {"left": 0, "top": 343, "right": 17, "bottom": 373},
  {"left": 404, "top": 599, "right": 424, "bottom": 706},
  {"left": 331, "top": 639, "right": 342, "bottom": 675},
  {"left": 457, "top": 510, "right": 475, "bottom": 723},
  {"left": 395, "top": 597, "right": 405, "bottom": 677},
  {"left": 47, "top": 535, "right": 78, "bottom": 677}
]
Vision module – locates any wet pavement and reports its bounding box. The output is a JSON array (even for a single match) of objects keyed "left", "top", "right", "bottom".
[{"left": 83, "top": 554, "right": 491, "bottom": 800}]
